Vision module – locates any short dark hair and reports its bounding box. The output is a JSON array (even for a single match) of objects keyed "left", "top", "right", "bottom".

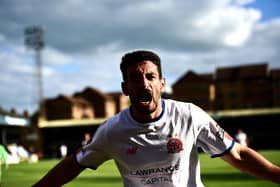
[{"left": 120, "top": 50, "right": 163, "bottom": 82}]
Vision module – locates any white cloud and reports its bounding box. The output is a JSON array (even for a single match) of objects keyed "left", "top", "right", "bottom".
[
  {"left": 233, "top": 0, "right": 255, "bottom": 6},
  {"left": 0, "top": 0, "right": 279, "bottom": 113}
]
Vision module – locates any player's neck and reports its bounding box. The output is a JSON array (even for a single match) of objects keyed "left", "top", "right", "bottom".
[{"left": 130, "top": 100, "right": 165, "bottom": 123}]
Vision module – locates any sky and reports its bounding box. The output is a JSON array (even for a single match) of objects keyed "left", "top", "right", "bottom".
[{"left": 0, "top": 0, "right": 280, "bottom": 114}]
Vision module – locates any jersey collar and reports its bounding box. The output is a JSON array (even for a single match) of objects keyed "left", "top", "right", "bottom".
[{"left": 129, "top": 100, "right": 165, "bottom": 124}]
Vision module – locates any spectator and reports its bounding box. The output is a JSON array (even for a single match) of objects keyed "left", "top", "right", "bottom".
[
  {"left": 235, "top": 128, "right": 249, "bottom": 146},
  {"left": 59, "top": 144, "right": 68, "bottom": 159},
  {"left": 81, "top": 132, "right": 92, "bottom": 146}
]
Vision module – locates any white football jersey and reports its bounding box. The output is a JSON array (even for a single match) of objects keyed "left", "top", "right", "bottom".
[{"left": 75, "top": 99, "right": 235, "bottom": 187}]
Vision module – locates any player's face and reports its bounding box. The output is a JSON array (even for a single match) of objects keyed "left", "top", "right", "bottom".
[{"left": 122, "top": 60, "right": 166, "bottom": 121}]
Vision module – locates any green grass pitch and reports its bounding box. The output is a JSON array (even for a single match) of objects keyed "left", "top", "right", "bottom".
[{"left": 1, "top": 150, "right": 280, "bottom": 187}]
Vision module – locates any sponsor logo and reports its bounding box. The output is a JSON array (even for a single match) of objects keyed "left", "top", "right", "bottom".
[
  {"left": 167, "top": 138, "right": 183, "bottom": 153},
  {"left": 141, "top": 176, "right": 172, "bottom": 185},
  {"left": 130, "top": 164, "right": 179, "bottom": 176},
  {"left": 215, "top": 126, "right": 225, "bottom": 141},
  {"left": 212, "top": 124, "right": 233, "bottom": 142},
  {"left": 129, "top": 164, "right": 180, "bottom": 185}
]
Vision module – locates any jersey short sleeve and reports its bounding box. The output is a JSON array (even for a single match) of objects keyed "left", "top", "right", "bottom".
[
  {"left": 75, "top": 122, "right": 111, "bottom": 169},
  {"left": 191, "top": 104, "right": 235, "bottom": 158}
]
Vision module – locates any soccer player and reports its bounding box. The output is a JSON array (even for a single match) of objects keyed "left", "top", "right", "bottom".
[{"left": 32, "top": 50, "right": 280, "bottom": 187}]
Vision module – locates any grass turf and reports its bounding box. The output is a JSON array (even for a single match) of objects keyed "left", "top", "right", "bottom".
[{"left": 1, "top": 150, "right": 280, "bottom": 187}]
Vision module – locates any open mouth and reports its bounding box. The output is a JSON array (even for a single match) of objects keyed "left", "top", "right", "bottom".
[{"left": 138, "top": 91, "right": 152, "bottom": 103}]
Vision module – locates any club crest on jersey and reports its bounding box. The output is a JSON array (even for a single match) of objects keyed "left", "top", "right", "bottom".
[{"left": 167, "top": 138, "right": 183, "bottom": 154}]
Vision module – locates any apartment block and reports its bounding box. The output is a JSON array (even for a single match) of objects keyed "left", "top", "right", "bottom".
[
  {"left": 171, "top": 71, "right": 214, "bottom": 110},
  {"left": 172, "top": 63, "right": 280, "bottom": 110},
  {"left": 215, "top": 63, "right": 272, "bottom": 109},
  {"left": 271, "top": 69, "right": 280, "bottom": 107}
]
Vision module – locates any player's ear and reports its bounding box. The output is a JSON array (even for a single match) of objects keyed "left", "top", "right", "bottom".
[
  {"left": 121, "top": 82, "right": 129, "bottom": 96},
  {"left": 160, "top": 78, "right": 166, "bottom": 92}
]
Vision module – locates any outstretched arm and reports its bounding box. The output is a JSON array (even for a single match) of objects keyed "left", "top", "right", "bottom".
[
  {"left": 221, "top": 142, "right": 280, "bottom": 183},
  {"left": 32, "top": 155, "right": 84, "bottom": 187}
]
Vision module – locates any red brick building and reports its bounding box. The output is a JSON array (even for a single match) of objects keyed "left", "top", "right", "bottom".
[
  {"left": 43, "top": 87, "right": 128, "bottom": 121},
  {"left": 44, "top": 95, "right": 94, "bottom": 120},
  {"left": 107, "top": 92, "right": 129, "bottom": 113},
  {"left": 73, "top": 87, "right": 116, "bottom": 118}
]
